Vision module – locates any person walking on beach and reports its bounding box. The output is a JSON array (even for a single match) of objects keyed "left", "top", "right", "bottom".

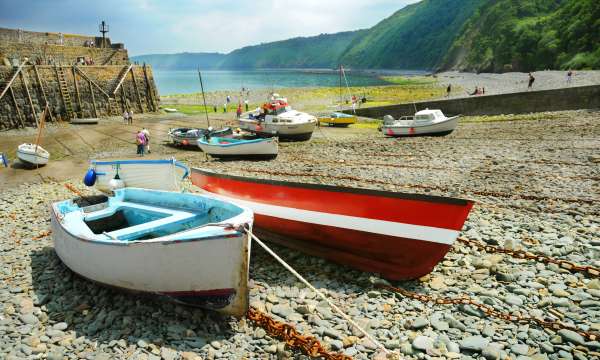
[
  {"left": 527, "top": 72, "right": 535, "bottom": 90},
  {"left": 223, "top": 103, "right": 227, "bottom": 113},
  {"left": 236, "top": 103, "right": 242, "bottom": 119},
  {"left": 567, "top": 70, "right": 573, "bottom": 85},
  {"left": 141, "top": 128, "right": 150, "bottom": 154},
  {"left": 446, "top": 84, "right": 451, "bottom": 97},
  {"left": 226, "top": 95, "right": 231, "bottom": 104},
  {"left": 136, "top": 130, "right": 146, "bottom": 156},
  {"left": 244, "top": 99, "right": 249, "bottom": 112},
  {"left": 122, "top": 110, "right": 129, "bottom": 124},
  {"left": 128, "top": 109, "right": 134, "bottom": 125}
]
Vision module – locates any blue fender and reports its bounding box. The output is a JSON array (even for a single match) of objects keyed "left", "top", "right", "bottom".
[{"left": 83, "top": 168, "right": 97, "bottom": 186}]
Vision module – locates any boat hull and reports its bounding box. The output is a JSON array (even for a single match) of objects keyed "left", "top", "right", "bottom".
[
  {"left": 17, "top": 144, "right": 49, "bottom": 165},
  {"left": 191, "top": 169, "right": 473, "bottom": 280},
  {"left": 92, "top": 159, "right": 188, "bottom": 193},
  {"left": 238, "top": 119, "right": 316, "bottom": 141},
  {"left": 198, "top": 137, "right": 278, "bottom": 159},
  {"left": 319, "top": 113, "right": 357, "bottom": 127},
  {"left": 382, "top": 116, "right": 459, "bottom": 137},
  {"left": 50, "top": 196, "right": 251, "bottom": 316}
]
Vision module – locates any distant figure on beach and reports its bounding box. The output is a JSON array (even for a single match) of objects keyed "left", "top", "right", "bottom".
[
  {"left": 128, "top": 109, "right": 134, "bottom": 125},
  {"left": 446, "top": 84, "right": 451, "bottom": 97},
  {"left": 244, "top": 99, "right": 249, "bottom": 111},
  {"left": 122, "top": 110, "right": 129, "bottom": 124},
  {"left": 223, "top": 103, "right": 227, "bottom": 113},
  {"left": 226, "top": 95, "right": 231, "bottom": 104},
  {"left": 213, "top": 105, "right": 217, "bottom": 113},
  {"left": 470, "top": 87, "right": 479, "bottom": 96},
  {"left": 142, "top": 128, "right": 150, "bottom": 154},
  {"left": 567, "top": 70, "right": 573, "bottom": 85},
  {"left": 482, "top": 87, "right": 485, "bottom": 95},
  {"left": 236, "top": 103, "right": 242, "bottom": 119},
  {"left": 136, "top": 130, "right": 146, "bottom": 156},
  {"left": 528, "top": 73, "right": 535, "bottom": 90}
]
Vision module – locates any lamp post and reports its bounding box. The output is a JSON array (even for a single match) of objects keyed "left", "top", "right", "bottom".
[{"left": 99, "top": 21, "right": 109, "bottom": 48}]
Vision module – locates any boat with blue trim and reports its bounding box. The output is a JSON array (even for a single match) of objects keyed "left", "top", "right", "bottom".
[
  {"left": 198, "top": 136, "right": 278, "bottom": 159},
  {"left": 87, "top": 159, "right": 189, "bottom": 193},
  {"left": 50, "top": 188, "right": 253, "bottom": 316}
]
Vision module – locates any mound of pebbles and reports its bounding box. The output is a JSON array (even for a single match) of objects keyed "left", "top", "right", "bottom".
[{"left": 1, "top": 110, "right": 599, "bottom": 359}]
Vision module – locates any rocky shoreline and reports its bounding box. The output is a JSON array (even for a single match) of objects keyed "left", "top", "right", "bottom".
[{"left": 1, "top": 110, "right": 599, "bottom": 359}]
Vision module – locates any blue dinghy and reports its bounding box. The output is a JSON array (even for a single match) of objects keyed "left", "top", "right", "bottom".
[{"left": 51, "top": 188, "right": 253, "bottom": 316}]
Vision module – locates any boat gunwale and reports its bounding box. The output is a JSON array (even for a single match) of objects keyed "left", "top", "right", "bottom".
[
  {"left": 91, "top": 159, "right": 190, "bottom": 180},
  {"left": 192, "top": 168, "right": 472, "bottom": 206},
  {"left": 198, "top": 137, "right": 277, "bottom": 148}
]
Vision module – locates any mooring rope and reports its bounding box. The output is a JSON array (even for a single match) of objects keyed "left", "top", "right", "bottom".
[{"left": 245, "top": 228, "right": 398, "bottom": 359}]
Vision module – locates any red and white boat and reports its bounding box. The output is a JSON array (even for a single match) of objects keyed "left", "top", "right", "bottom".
[{"left": 191, "top": 168, "right": 474, "bottom": 280}]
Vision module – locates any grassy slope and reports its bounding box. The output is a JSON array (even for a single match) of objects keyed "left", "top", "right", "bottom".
[
  {"left": 338, "top": 0, "right": 484, "bottom": 70},
  {"left": 442, "top": 0, "right": 600, "bottom": 71},
  {"left": 216, "top": 31, "right": 365, "bottom": 69}
]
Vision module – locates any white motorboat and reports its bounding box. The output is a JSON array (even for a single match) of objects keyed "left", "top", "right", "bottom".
[
  {"left": 380, "top": 109, "right": 459, "bottom": 137},
  {"left": 17, "top": 143, "right": 50, "bottom": 166},
  {"left": 50, "top": 188, "right": 253, "bottom": 316},
  {"left": 238, "top": 96, "right": 317, "bottom": 141},
  {"left": 198, "top": 136, "right": 278, "bottom": 159}
]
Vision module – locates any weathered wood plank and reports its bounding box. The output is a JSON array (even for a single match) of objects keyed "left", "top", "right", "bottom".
[
  {"left": 130, "top": 67, "right": 144, "bottom": 113},
  {"left": 88, "top": 80, "right": 98, "bottom": 118},
  {"left": 72, "top": 66, "right": 83, "bottom": 118},
  {"left": 20, "top": 69, "right": 38, "bottom": 127},
  {"left": 33, "top": 65, "right": 54, "bottom": 122},
  {"left": 9, "top": 87, "right": 25, "bottom": 128}
]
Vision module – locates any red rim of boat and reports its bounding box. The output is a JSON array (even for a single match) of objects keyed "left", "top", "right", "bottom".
[{"left": 191, "top": 168, "right": 472, "bottom": 206}]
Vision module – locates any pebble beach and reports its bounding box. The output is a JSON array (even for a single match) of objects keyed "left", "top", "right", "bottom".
[{"left": 1, "top": 99, "right": 599, "bottom": 359}]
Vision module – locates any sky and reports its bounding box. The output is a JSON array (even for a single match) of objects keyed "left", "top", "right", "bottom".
[{"left": 0, "top": 0, "right": 419, "bottom": 56}]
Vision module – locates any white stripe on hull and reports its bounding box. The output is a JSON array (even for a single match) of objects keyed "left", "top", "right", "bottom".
[
  {"left": 238, "top": 120, "right": 317, "bottom": 136},
  {"left": 51, "top": 207, "right": 250, "bottom": 316},
  {"left": 202, "top": 192, "right": 458, "bottom": 245},
  {"left": 198, "top": 139, "right": 278, "bottom": 156},
  {"left": 94, "top": 163, "right": 184, "bottom": 193}
]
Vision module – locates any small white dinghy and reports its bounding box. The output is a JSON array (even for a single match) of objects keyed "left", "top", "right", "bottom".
[
  {"left": 85, "top": 159, "right": 189, "bottom": 193},
  {"left": 51, "top": 188, "right": 253, "bottom": 316},
  {"left": 198, "top": 136, "right": 278, "bottom": 159},
  {"left": 17, "top": 105, "right": 51, "bottom": 166},
  {"left": 380, "top": 109, "right": 459, "bottom": 137},
  {"left": 17, "top": 143, "right": 50, "bottom": 166}
]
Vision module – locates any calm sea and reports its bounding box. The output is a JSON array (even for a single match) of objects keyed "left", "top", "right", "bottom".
[{"left": 152, "top": 69, "right": 427, "bottom": 95}]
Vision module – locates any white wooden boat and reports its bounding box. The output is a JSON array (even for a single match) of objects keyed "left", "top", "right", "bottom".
[
  {"left": 239, "top": 97, "right": 317, "bottom": 141},
  {"left": 17, "top": 143, "right": 50, "bottom": 166},
  {"left": 198, "top": 136, "right": 278, "bottom": 159},
  {"left": 50, "top": 188, "right": 253, "bottom": 316},
  {"left": 380, "top": 109, "right": 459, "bottom": 137},
  {"left": 168, "top": 127, "right": 232, "bottom": 146},
  {"left": 89, "top": 159, "right": 189, "bottom": 193},
  {"left": 70, "top": 118, "right": 99, "bottom": 125},
  {"left": 163, "top": 108, "right": 178, "bottom": 113}
]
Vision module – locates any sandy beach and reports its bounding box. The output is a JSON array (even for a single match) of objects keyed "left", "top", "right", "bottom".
[{"left": 1, "top": 72, "right": 599, "bottom": 359}]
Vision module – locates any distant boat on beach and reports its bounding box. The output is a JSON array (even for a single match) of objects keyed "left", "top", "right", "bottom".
[{"left": 380, "top": 109, "right": 459, "bottom": 137}]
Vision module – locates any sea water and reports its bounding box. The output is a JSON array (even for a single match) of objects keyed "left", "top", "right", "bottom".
[{"left": 152, "top": 69, "right": 427, "bottom": 95}]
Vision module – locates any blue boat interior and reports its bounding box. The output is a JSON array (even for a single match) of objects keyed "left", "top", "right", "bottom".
[{"left": 56, "top": 188, "right": 244, "bottom": 242}]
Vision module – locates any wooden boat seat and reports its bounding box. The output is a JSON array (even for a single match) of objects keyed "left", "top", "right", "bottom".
[{"left": 67, "top": 200, "right": 200, "bottom": 241}]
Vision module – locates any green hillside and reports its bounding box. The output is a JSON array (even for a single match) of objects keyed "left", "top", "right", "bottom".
[
  {"left": 339, "top": 0, "right": 483, "bottom": 69},
  {"left": 133, "top": 0, "right": 600, "bottom": 72},
  {"left": 442, "top": 0, "right": 600, "bottom": 71},
  {"left": 131, "top": 52, "right": 225, "bottom": 70},
  {"left": 217, "top": 31, "right": 364, "bottom": 69}
]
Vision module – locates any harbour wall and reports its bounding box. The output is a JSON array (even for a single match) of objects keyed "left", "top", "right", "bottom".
[
  {"left": 0, "top": 65, "right": 159, "bottom": 130},
  {"left": 349, "top": 85, "right": 600, "bottom": 119}
]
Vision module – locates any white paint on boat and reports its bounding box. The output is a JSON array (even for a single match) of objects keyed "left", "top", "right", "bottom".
[
  {"left": 198, "top": 137, "right": 278, "bottom": 157},
  {"left": 92, "top": 159, "right": 188, "bottom": 193},
  {"left": 381, "top": 109, "right": 459, "bottom": 136},
  {"left": 17, "top": 143, "right": 50, "bottom": 165},
  {"left": 199, "top": 191, "right": 459, "bottom": 245}
]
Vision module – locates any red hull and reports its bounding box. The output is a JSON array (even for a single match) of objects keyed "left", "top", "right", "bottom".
[{"left": 191, "top": 169, "right": 473, "bottom": 280}]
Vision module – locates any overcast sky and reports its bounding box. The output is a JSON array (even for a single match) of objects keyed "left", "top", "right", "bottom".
[{"left": 0, "top": 0, "right": 419, "bottom": 55}]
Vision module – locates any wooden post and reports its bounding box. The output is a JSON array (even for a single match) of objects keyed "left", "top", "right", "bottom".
[
  {"left": 19, "top": 68, "right": 38, "bottom": 127},
  {"left": 54, "top": 65, "right": 66, "bottom": 121},
  {"left": 130, "top": 66, "right": 144, "bottom": 113},
  {"left": 72, "top": 66, "right": 83, "bottom": 118},
  {"left": 88, "top": 79, "right": 98, "bottom": 118},
  {"left": 9, "top": 87, "right": 25, "bottom": 128},
  {"left": 33, "top": 65, "right": 54, "bottom": 122},
  {"left": 142, "top": 64, "right": 157, "bottom": 111}
]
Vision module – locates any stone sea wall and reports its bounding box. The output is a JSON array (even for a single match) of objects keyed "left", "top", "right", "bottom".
[
  {"left": 0, "top": 65, "right": 159, "bottom": 129},
  {"left": 351, "top": 85, "right": 600, "bottom": 118}
]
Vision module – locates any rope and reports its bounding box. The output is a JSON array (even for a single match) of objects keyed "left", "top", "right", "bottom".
[{"left": 245, "top": 228, "right": 397, "bottom": 358}]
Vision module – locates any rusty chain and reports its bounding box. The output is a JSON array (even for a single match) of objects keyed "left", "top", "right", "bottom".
[
  {"left": 456, "top": 237, "right": 600, "bottom": 278},
  {"left": 376, "top": 284, "right": 599, "bottom": 342},
  {"left": 246, "top": 308, "right": 353, "bottom": 360}
]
